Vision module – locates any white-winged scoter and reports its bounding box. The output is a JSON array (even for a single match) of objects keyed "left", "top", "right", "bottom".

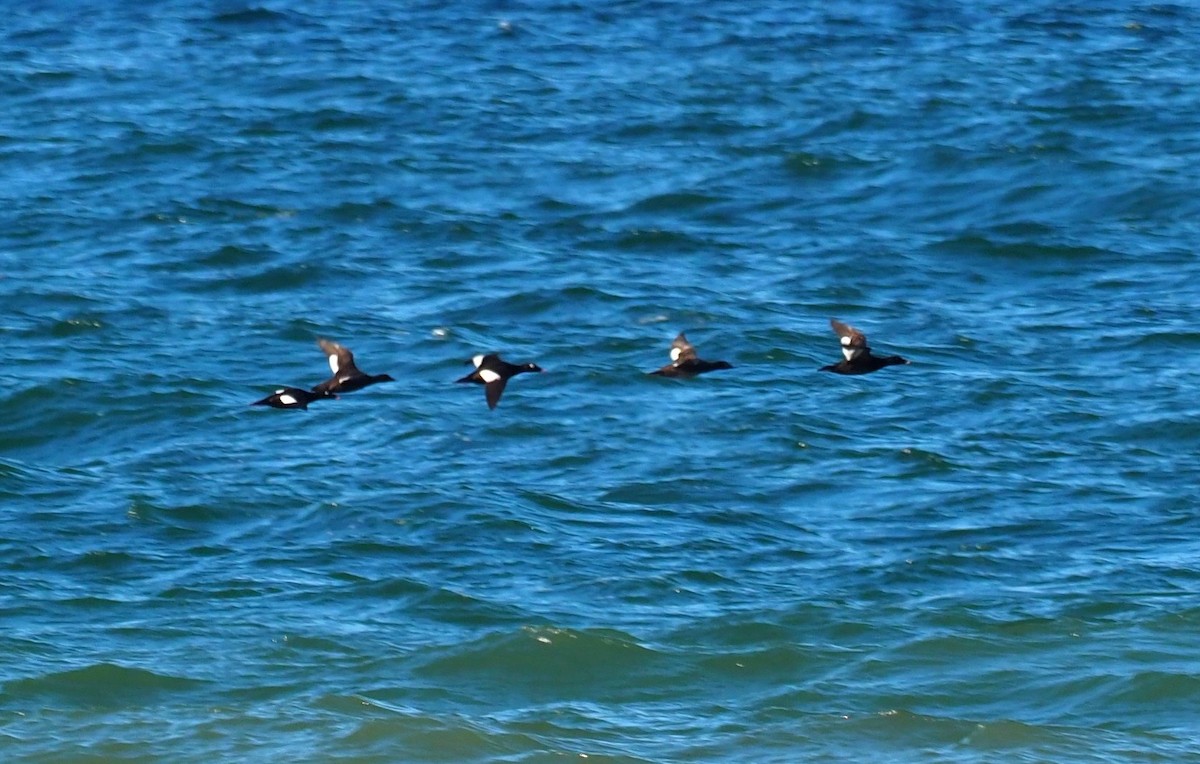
[
  {"left": 311, "top": 338, "right": 395, "bottom": 395},
  {"left": 648, "top": 332, "right": 733, "bottom": 378},
  {"left": 819, "top": 319, "right": 909, "bottom": 375},
  {"left": 456, "top": 353, "right": 543, "bottom": 409},
  {"left": 251, "top": 386, "right": 337, "bottom": 410}
]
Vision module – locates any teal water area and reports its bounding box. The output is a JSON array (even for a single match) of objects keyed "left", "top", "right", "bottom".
[{"left": 2, "top": 1, "right": 1199, "bottom": 761}]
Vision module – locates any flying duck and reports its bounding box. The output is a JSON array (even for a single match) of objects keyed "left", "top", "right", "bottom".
[
  {"left": 311, "top": 338, "right": 395, "bottom": 395},
  {"left": 648, "top": 332, "right": 733, "bottom": 378},
  {"left": 251, "top": 386, "right": 337, "bottom": 410},
  {"left": 456, "top": 353, "right": 543, "bottom": 409},
  {"left": 819, "top": 319, "right": 909, "bottom": 375}
]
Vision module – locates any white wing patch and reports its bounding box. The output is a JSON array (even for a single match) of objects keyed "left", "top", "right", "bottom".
[
  {"left": 670, "top": 347, "right": 683, "bottom": 362},
  {"left": 839, "top": 335, "right": 862, "bottom": 361},
  {"left": 479, "top": 368, "right": 501, "bottom": 384},
  {"left": 279, "top": 394, "right": 297, "bottom": 406},
  {"left": 327, "top": 354, "right": 340, "bottom": 375},
  {"left": 472, "top": 354, "right": 485, "bottom": 368}
]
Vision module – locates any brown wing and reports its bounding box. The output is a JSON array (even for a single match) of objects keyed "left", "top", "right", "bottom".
[
  {"left": 669, "top": 332, "right": 697, "bottom": 364},
  {"left": 830, "top": 319, "right": 868, "bottom": 361},
  {"left": 317, "top": 338, "right": 359, "bottom": 376}
]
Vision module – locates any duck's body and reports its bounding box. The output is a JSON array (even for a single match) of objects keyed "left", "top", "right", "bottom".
[
  {"left": 251, "top": 386, "right": 335, "bottom": 410},
  {"left": 456, "top": 353, "right": 543, "bottom": 409},
  {"left": 311, "top": 338, "right": 394, "bottom": 395},
  {"left": 649, "top": 333, "right": 732, "bottom": 378},
  {"left": 819, "top": 319, "right": 909, "bottom": 375}
]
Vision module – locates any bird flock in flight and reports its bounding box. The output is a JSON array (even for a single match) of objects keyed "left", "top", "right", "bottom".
[{"left": 252, "top": 318, "right": 909, "bottom": 411}]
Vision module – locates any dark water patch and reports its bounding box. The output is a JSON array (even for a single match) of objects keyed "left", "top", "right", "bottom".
[
  {"left": 210, "top": 7, "right": 296, "bottom": 26},
  {"left": 61, "top": 549, "right": 157, "bottom": 577},
  {"left": 515, "top": 488, "right": 592, "bottom": 517},
  {"left": 48, "top": 315, "right": 107, "bottom": 337},
  {"left": 272, "top": 632, "right": 365, "bottom": 656},
  {"left": 608, "top": 227, "right": 709, "bottom": 253},
  {"left": 158, "top": 583, "right": 267, "bottom": 601},
  {"left": 414, "top": 627, "right": 673, "bottom": 702},
  {"left": 626, "top": 191, "right": 722, "bottom": 214},
  {"left": 126, "top": 135, "right": 202, "bottom": 158},
  {"left": 930, "top": 232, "right": 1113, "bottom": 263},
  {"left": 331, "top": 576, "right": 438, "bottom": 606},
  {"left": 436, "top": 284, "right": 633, "bottom": 332},
  {"left": 874, "top": 712, "right": 1098, "bottom": 761},
  {"left": 333, "top": 711, "right": 548, "bottom": 764},
  {"left": 326, "top": 539, "right": 427, "bottom": 565},
  {"left": 10, "top": 67, "right": 76, "bottom": 86},
  {"left": 193, "top": 261, "right": 325, "bottom": 293},
  {"left": 124, "top": 496, "right": 243, "bottom": 532},
  {"left": 893, "top": 447, "right": 959, "bottom": 476},
  {"left": 1108, "top": 670, "right": 1200, "bottom": 709},
  {"left": 321, "top": 198, "right": 400, "bottom": 224},
  {"left": 5, "top": 663, "right": 204, "bottom": 709},
  {"left": 0, "top": 388, "right": 114, "bottom": 456},
  {"left": 413, "top": 587, "right": 536, "bottom": 628},
  {"left": 52, "top": 595, "right": 141, "bottom": 613},
  {"left": 307, "top": 107, "right": 383, "bottom": 133},
  {"left": 599, "top": 479, "right": 728, "bottom": 507},
  {"left": 160, "top": 197, "right": 299, "bottom": 225},
  {"left": 801, "top": 107, "right": 891, "bottom": 141},
  {"left": 782, "top": 150, "right": 880, "bottom": 178},
  {"left": 192, "top": 243, "right": 277, "bottom": 268}
]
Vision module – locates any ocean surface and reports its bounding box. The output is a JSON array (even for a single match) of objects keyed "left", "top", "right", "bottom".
[{"left": 3, "top": 1, "right": 1199, "bottom": 761}]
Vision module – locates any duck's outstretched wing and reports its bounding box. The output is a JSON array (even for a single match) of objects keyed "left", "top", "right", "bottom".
[
  {"left": 485, "top": 378, "right": 508, "bottom": 409},
  {"left": 669, "top": 333, "right": 697, "bottom": 364},
  {"left": 830, "top": 320, "right": 868, "bottom": 362},
  {"left": 317, "top": 338, "right": 360, "bottom": 376}
]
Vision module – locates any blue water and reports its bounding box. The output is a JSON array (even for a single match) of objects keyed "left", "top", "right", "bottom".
[{"left": 3, "top": 1, "right": 1200, "bottom": 761}]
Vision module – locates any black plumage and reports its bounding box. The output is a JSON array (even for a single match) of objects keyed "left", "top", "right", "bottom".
[
  {"left": 456, "top": 353, "right": 543, "bottom": 409},
  {"left": 251, "top": 386, "right": 336, "bottom": 410},
  {"left": 819, "top": 319, "right": 909, "bottom": 375},
  {"left": 311, "top": 338, "right": 395, "bottom": 395},
  {"left": 648, "top": 332, "right": 733, "bottom": 378}
]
